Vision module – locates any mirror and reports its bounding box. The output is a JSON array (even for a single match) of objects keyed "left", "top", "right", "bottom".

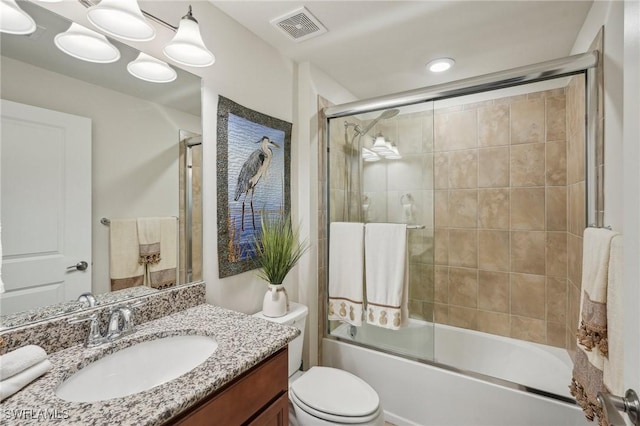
[{"left": 0, "top": 1, "right": 202, "bottom": 328}]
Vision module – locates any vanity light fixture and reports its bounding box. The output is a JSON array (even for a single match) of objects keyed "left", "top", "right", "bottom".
[
  {"left": 0, "top": 0, "right": 36, "bottom": 35},
  {"left": 426, "top": 57, "right": 455, "bottom": 73},
  {"left": 86, "top": 0, "right": 155, "bottom": 42},
  {"left": 163, "top": 6, "right": 215, "bottom": 67},
  {"left": 127, "top": 52, "right": 177, "bottom": 83},
  {"left": 385, "top": 142, "right": 402, "bottom": 160},
  {"left": 54, "top": 22, "right": 121, "bottom": 63},
  {"left": 362, "top": 147, "right": 381, "bottom": 162},
  {"left": 370, "top": 134, "right": 389, "bottom": 153}
]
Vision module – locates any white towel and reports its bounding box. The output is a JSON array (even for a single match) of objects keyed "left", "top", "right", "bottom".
[
  {"left": 137, "top": 217, "right": 161, "bottom": 265},
  {"left": 328, "top": 222, "right": 364, "bottom": 326},
  {"left": 0, "top": 220, "right": 4, "bottom": 294},
  {"left": 0, "top": 360, "right": 52, "bottom": 401},
  {"left": 570, "top": 227, "right": 619, "bottom": 424},
  {"left": 0, "top": 345, "right": 48, "bottom": 380},
  {"left": 365, "top": 223, "right": 409, "bottom": 330},
  {"left": 110, "top": 218, "right": 144, "bottom": 291},
  {"left": 603, "top": 234, "right": 623, "bottom": 395},
  {"left": 148, "top": 217, "right": 178, "bottom": 289}
]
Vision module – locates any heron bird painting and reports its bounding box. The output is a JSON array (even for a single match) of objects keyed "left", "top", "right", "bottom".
[
  {"left": 234, "top": 136, "right": 280, "bottom": 231},
  {"left": 217, "top": 96, "right": 291, "bottom": 278}
]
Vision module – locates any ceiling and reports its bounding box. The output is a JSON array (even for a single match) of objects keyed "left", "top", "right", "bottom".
[{"left": 211, "top": 1, "right": 594, "bottom": 100}]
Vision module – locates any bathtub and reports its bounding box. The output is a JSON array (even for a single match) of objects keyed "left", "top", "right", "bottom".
[{"left": 327, "top": 320, "right": 585, "bottom": 426}]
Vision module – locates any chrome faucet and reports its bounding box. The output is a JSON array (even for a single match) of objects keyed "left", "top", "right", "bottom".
[{"left": 69, "top": 304, "right": 139, "bottom": 347}]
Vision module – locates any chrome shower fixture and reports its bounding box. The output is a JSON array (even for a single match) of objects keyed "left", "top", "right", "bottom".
[{"left": 357, "top": 108, "right": 400, "bottom": 136}]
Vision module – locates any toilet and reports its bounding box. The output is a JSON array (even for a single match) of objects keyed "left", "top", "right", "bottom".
[{"left": 254, "top": 302, "right": 384, "bottom": 426}]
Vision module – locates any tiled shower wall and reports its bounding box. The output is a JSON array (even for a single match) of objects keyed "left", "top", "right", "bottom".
[{"left": 431, "top": 86, "right": 585, "bottom": 349}]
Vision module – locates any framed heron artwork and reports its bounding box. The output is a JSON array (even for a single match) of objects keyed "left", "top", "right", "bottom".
[{"left": 216, "top": 96, "right": 292, "bottom": 278}]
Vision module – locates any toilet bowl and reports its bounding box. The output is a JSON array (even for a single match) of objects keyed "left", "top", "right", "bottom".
[{"left": 254, "top": 302, "right": 384, "bottom": 426}]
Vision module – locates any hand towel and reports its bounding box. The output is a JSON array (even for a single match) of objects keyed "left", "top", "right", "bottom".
[
  {"left": 365, "top": 223, "right": 408, "bottom": 330},
  {"left": 0, "top": 359, "right": 52, "bottom": 401},
  {"left": 110, "top": 218, "right": 144, "bottom": 291},
  {"left": 148, "top": 217, "right": 178, "bottom": 289},
  {"left": 0, "top": 345, "right": 48, "bottom": 380},
  {"left": 137, "top": 217, "right": 161, "bottom": 265},
  {"left": 570, "top": 227, "right": 618, "bottom": 425},
  {"left": 603, "top": 235, "right": 623, "bottom": 395},
  {"left": 328, "top": 222, "right": 364, "bottom": 326}
]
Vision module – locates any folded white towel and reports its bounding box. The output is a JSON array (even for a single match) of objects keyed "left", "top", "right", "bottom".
[
  {"left": 328, "top": 222, "right": 364, "bottom": 326},
  {"left": 0, "top": 359, "right": 52, "bottom": 401},
  {"left": 137, "top": 217, "right": 161, "bottom": 265},
  {"left": 365, "top": 223, "right": 409, "bottom": 330},
  {"left": 0, "top": 345, "right": 48, "bottom": 380},
  {"left": 604, "top": 234, "right": 624, "bottom": 395},
  {"left": 148, "top": 217, "right": 178, "bottom": 289},
  {"left": 110, "top": 218, "right": 144, "bottom": 291}
]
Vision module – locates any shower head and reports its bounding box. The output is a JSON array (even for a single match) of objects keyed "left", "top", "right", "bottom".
[{"left": 358, "top": 108, "right": 400, "bottom": 136}]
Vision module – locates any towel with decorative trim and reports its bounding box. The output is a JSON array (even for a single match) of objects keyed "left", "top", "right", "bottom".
[
  {"left": 604, "top": 235, "right": 624, "bottom": 396},
  {"left": 328, "top": 222, "right": 364, "bottom": 326},
  {"left": 570, "top": 227, "right": 619, "bottom": 425},
  {"left": 110, "top": 218, "right": 144, "bottom": 291},
  {"left": 137, "top": 217, "right": 161, "bottom": 265},
  {"left": 365, "top": 223, "right": 409, "bottom": 330},
  {"left": 148, "top": 217, "right": 177, "bottom": 289}
]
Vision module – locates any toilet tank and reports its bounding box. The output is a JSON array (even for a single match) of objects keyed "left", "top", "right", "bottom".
[{"left": 253, "top": 302, "right": 308, "bottom": 377}]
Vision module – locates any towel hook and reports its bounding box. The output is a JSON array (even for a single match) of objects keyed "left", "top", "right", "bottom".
[{"left": 400, "top": 193, "right": 413, "bottom": 206}]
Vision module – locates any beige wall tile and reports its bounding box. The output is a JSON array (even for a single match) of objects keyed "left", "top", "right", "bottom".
[
  {"left": 546, "top": 187, "right": 568, "bottom": 231},
  {"left": 511, "top": 316, "right": 546, "bottom": 344},
  {"left": 511, "top": 98, "right": 545, "bottom": 145},
  {"left": 547, "top": 277, "right": 567, "bottom": 323},
  {"left": 448, "top": 229, "right": 478, "bottom": 268},
  {"left": 478, "top": 230, "right": 510, "bottom": 272},
  {"left": 409, "top": 263, "right": 434, "bottom": 301},
  {"left": 478, "top": 147, "right": 510, "bottom": 188},
  {"left": 546, "top": 232, "right": 568, "bottom": 278},
  {"left": 568, "top": 282, "right": 581, "bottom": 337},
  {"left": 478, "top": 189, "right": 510, "bottom": 229},
  {"left": 569, "top": 182, "right": 586, "bottom": 236},
  {"left": 435, "top": 266, "right": 449, "bottom": 303},
  {"left": 448, "top": 306, "right": 478, "bottom": 329},
  {"left": 434, "top": 152, "right": 449, "bottom": 189},
  {"left": 567, "top": 234, "right": 583, "bottom": 289},
  {"left": 547, "top": 322, "right": 567, "bottom": 348},
  {"left": 449, "top": 150, "right": 478, "bottom": 189},
  {"left": 511, "top": 231, "right": 546, "bottom": 275},
  {"left": 478, "top": 270, "right": 509, "bottom": 313},
  {"left": 398, "top": 115, "right": 424, "bottom": 155},
  {"left": 511, "top": 188, "right": 545, "bottom": 230},
  {"left": 448, "top": 190, "right": 478, "bottom": 228},
  {"left": 449, "top": 267, "right": 478, "bottom": 308},
  {"left": 434, "top": 109, "right": 478, "bottom": 151},
  {"left": 511, "top": 143, "right": 545, "bottom": 187},
  {"left": 477, "top": 311, "right": 510, "bottom": 337},
  {"left": 546, "top": 96, "right": 567, "bottom": 141},
  {"left": 546, "top": 140, "right": 567, "bottom": 186},
  {"left": 435, "top": 228, "right": 449, "bottom": 265},
  {"left": 511, "top": 273, "right": 546, "bottom": 319},
  {"left": 435, "top": 190, "right": 448, "bottom": 228},
  {"left": 478, "top": 104, "right": 510, "bottom": 147},
  {"left": 434, "top": 303, "right": 449, "bottom": 324},
  {"left": 409, "top": 299, "right": 425, "bottom": 320}
]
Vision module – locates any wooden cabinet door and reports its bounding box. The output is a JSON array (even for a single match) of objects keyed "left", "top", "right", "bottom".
[{"left": 248, "top": 392, "right": 289, "bottom": 426}]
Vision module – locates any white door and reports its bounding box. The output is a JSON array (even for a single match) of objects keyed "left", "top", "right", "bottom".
[{"left": 0, "top": 99, "right": 91, "bottom": 315}]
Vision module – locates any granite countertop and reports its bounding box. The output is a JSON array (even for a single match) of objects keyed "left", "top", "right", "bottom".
[{"left": 0, "top": 304, "right": 299, "bottom": 425}]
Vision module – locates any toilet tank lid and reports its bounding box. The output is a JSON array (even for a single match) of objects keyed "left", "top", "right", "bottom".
[{"left": 253, "top": 301, "right": 308, "bottom": 325}]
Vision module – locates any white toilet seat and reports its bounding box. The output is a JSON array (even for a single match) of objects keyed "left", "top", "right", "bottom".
[{"left": 289, "top": 366, "right": 382, "bottom": 424}]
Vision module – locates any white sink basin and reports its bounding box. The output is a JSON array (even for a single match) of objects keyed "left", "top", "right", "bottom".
[{"left": 56, "top": 335, "right": 218, "bottom": 402}]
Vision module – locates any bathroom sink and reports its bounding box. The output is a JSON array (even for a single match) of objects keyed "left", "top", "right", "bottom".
[{"left": 56, "top": 335, "right": 218, "bottom": 402}]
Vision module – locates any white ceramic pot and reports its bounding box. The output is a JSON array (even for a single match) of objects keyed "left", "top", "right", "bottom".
[{"left": 262, "top": 284, "right": 288, "bottom": 317}]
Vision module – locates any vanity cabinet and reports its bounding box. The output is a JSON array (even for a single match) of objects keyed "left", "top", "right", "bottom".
[{"left": 167, "top": 348, "right": 288, "bottom": 426}]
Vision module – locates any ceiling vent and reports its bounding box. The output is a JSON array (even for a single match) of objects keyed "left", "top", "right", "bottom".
[{"left": 271, "top": 7, "right": 327, "bottom": 42}]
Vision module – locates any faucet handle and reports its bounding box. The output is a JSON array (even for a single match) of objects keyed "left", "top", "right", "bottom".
[
  {"left": 68, "top": 313, "right": 102, "bottom": 347},
  {"left": 77, "top": 292, "right": 97, "bottom": 307}
]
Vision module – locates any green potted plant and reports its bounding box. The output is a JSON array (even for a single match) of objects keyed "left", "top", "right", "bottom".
[{"left": 255, "top": 214, "right": 309, "bottom": 317}]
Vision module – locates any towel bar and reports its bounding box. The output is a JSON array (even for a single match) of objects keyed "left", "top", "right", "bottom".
[
  {"left": 101, "top": 217, "right": 178, "bottom": 226},
  {"left": 589, "top": 223, "right": 613, "bottom": 230},
  {"left": 598, "top": 389, "right": 639, "bottom": 426}
]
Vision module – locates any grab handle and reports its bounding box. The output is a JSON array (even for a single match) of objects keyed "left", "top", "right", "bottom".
[{"left": 598, "top": 389, "right": 640, "bottom": 426}]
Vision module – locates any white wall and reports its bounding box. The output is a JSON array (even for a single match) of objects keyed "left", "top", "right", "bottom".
[{"left": 0, "top": 57, "right": 200, "bottom": 295}]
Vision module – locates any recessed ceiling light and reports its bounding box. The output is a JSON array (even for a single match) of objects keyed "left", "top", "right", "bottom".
[{"left": 426, "top": 58, "right": 455, "bottom": 73}]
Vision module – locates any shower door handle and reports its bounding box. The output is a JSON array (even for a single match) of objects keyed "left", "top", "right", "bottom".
[
  {"left": 67, "top": 261, "right": 88, "bottom": 272},
  {"left": 598, "top": 389, "right": 640, "bottom": 426}
]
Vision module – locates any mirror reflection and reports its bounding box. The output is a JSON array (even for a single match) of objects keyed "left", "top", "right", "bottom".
[{"left": 0, "top": 1, "right": 203, "bottom": 326}]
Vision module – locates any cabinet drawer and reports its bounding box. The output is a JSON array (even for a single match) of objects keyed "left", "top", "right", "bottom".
[{"left": 169, "top": 348, "right": 288, "bottom": 426}]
